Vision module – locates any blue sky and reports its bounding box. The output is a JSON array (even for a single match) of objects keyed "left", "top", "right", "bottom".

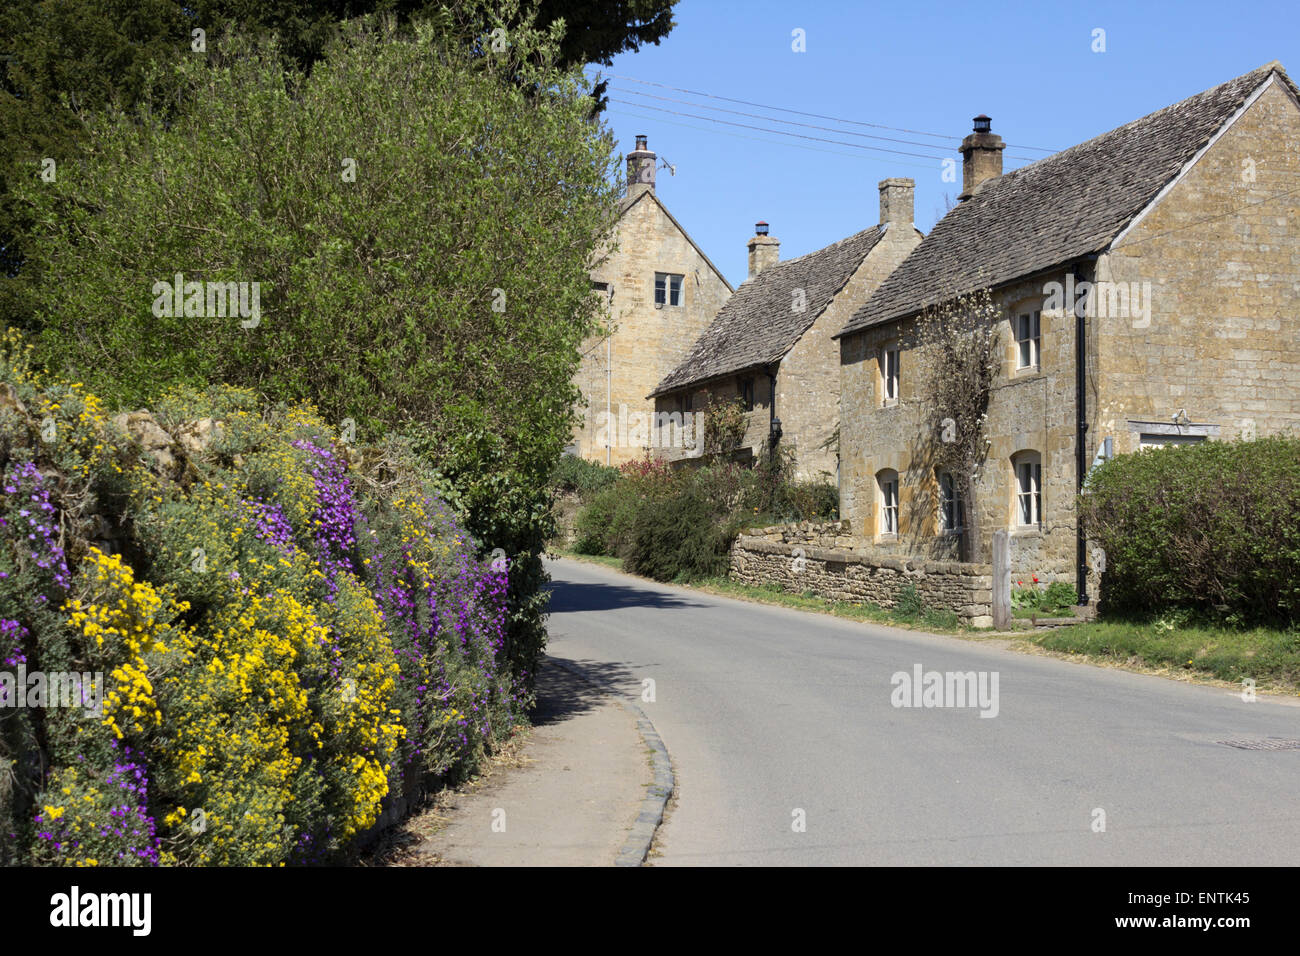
[{"left": 592, "top": 0, "right": 1300, "bottom": 288}]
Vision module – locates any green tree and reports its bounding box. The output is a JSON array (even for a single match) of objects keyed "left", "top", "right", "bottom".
[
  {"left": 0, "top": 0, "right": 676, "bottom": 295},
  {"left": 10, "top": 12, "right": 622, "bottom": 686}
]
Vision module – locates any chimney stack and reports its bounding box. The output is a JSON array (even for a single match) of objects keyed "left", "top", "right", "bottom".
[
  {"left": 747, "top": 221, "right": 779, "bottom": 278},
  {"left": 878, "top": 178, "right": 915, "bottom": 227},
  {"left": 626, "top": 134, "right": 656, "bottom": 198},
  {"left": 959, "top": 115, "right": 1004, "bottom": 201}
]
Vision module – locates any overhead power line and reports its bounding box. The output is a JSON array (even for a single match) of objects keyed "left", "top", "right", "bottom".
[
  {"left": 603, "top": 72, "right": 1060, "bottom": 155},
  {"left": 608, "top": 98, "right": 954, "bottom": 162},
  {"left": 611, "top": 86, "right": 1045, "bottom": 163},
  {"left": 607, "top": 104, "right": 947, "bottom": 173}
]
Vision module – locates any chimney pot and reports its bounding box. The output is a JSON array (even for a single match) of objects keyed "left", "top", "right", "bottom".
[
  {"left": 959, "top": 114, "right": 1005, "bottom": 201},
  {"left": 626, "top": 134, "right": 656, "bottom": 198},
  {"left": 747, "top": 222, "right": 779, "bottom": 278}
]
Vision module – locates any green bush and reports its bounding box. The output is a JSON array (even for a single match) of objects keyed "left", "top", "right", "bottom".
[
  {"left": 551, "top": 454, "right": 620, "bottom": 500},
  {"left": 1080, "top": 436, "right": 1300, "bottom": 625},
  {"left": 623, "top": 490, "right": 731, "bottom": 583}
]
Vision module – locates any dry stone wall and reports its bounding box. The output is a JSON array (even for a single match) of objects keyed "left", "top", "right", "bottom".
[{"left": 730, "top": 521, "right": 993, "bottom": 626}]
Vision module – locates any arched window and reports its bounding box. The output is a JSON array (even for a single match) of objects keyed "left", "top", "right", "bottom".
[
  {"left": 1012, "top": 452, "right": 1042, "bottom": 528},
  {"left": 877, "top": 469, "right": 899, "bottom": 536}
]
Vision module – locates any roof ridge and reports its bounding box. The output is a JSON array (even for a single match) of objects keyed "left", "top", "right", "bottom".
[
  {"left": 837, "top": 61, "right": 1292, "bottom": 338},
  {"left": 993, "top": 62, "right": 1283, "bottom": 187}
]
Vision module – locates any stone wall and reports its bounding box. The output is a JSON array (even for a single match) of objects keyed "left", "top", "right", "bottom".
[{"left": 730, "top": 522, "right": 993, "bottom": 626}]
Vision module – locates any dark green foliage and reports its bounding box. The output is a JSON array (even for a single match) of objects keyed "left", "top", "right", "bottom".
[
  {"left": 1080, "top": 436, "right": 1300, "bottom": 625},
  {"left": 623, "top": 489, "right": 729, "bottom": 583},
  {"left": 551, "top": 454, "right": 620, "bottom": 499}
]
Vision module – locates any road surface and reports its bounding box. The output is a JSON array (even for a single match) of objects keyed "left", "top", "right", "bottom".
[{"left": 544, "top": 557, "right": 1300, "bottom": 866}]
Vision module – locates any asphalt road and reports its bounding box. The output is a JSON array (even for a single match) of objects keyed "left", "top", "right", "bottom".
[{"left": 544, "top": 557, "right": 1300, "bottom": 866}]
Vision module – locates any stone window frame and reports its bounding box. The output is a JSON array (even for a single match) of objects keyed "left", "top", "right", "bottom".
[
  {"left": 877, "top": 468, "right": 900, "bottom": 538},
  {"left": 879, "top": 342, "right": 900, "bottom": 406},
  {"left": 1011, "top": 450, "right": 1042, "bottom": 530},
  {"left": 937, "top": 468, "right": 966, "bottom": 535},
  {"left": 654, "top": 272, "right": 684, "bottom": 307}
]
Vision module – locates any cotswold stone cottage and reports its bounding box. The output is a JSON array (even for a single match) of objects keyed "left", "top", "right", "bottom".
[
  {"left": 570, "top": 136, "right": 733, "bottom": 466},
  {"left": 650, "top": 179, "right": 922, "bottom": 479},
  {"left": 835, "top": 62, "right": 1300, "bottom": 600}
]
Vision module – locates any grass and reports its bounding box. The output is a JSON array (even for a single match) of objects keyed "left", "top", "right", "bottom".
[
  {"left": 1033, "top": 618, "right": 1300, "bottom": 693},
  {"left": 552, "top": 546, "right": 1300, "bottom": 696}
]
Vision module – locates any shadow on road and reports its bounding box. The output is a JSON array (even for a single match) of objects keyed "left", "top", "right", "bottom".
[
  {"left": 531, "top": 656, "right": 639, "bottom": 727},
  {"left": 545, "top": 575, "right": 708, "bottom": 614}
]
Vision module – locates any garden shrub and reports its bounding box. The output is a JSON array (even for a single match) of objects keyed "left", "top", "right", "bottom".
[
  {"left": 0, "top": 336, "right": 522, "bottom": 865},
  {"left": 623, "top": 489, "right": 731, "bottom": 583},
  {"left": 551, "top": 455, "right": 620, "bottom": 500},
  {"left": 1080, "top": 436, "right": 1300, "bottom": 625}
]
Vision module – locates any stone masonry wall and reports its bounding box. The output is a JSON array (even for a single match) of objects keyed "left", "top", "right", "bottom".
[
  {"left": 574, "top": 192, "right": 732, "bottom": 466},
  {"left": 730, "top": 521, "right": 993, "bottom": 626},
  {"left": 778, "top": 221, "right": 923, "bottom": 482},
  {"left": 1096, "top": 78, "right": 1300, "bottom": 453}
]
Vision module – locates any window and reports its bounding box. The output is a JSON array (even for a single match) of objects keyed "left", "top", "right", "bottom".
[
  {"left": 740, "top": 378, "right": 755, "bottom": 411},
  {"left": 878, "top": 470, "right": 899, "bottom": 536},
  {"left": 881, "top": 345, "right": 900, "bottom": 404},
  {"left": 1015, "top": 310, "right": 1041, "bottom": 369},
  {"left": 683, "top": 391, "right": 694, "bottom": 413},
  {"left": 654, "top": 272, "right": 683, "bottom": 306},
  {"left": 1014, "top": 453, "right": 1042, "bottom": 528},
  {"left": 938, "top": 471, "right": 966, "bottom": 533},
  {"left": 1139, "top": 434, "right": 1206, "bottom": 450}
]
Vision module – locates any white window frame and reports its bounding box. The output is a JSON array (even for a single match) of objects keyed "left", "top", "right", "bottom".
[
  {"left": 1015, "top": 310, "right": 1040, "bottom": 370},
  {"left": 878, "top": 471, "right": 899, "bottom": 536},
  {"left": 655, "top": 272, "right": 683, "bottom": 307},
  {"left": 1014, "top": 454, "right": 1042, "bottom": 528},
  {"left": 881, "top": 345, "right": 900, "bottom": 405},
  {"left": 938, "top": 470, "right": 966, "bottom": 533}
]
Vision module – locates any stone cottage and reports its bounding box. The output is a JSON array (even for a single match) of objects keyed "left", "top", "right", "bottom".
[
  {"left": 570, "top": 136, "right": 733, "bottom": 466},
  {"left": 835, "top": 62, "right": 1300, "bottom": 602},
  {"left": 649, "top": 179, "right": 922, "bottom": 479}
]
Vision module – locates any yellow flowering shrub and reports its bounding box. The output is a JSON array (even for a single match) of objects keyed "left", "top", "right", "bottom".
[{"left": 3, "top": 355, "right": 514, "bottom": 867}]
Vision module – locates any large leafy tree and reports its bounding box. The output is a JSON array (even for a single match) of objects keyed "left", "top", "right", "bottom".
[
  {"left": 10, "top": 10, "right": 622, "bottom": 684},
  {"left": 0, "top": 0, "right": 675, "bottom": 292}
]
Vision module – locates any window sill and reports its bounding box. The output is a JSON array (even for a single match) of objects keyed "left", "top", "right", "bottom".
[
  {"left": 880, "top": 399, "right": 899, "bottom": 409},
  {"left": 1011, "top": 526, "right": 1042, "bottom": 537}
]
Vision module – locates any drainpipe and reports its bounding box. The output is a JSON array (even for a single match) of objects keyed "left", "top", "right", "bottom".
[
  {"left": 1074, "top": 259, "right": 1093, "bottom": 605},
  {"left": 606, "top": 285, "right": 614, "bottom": 466}
]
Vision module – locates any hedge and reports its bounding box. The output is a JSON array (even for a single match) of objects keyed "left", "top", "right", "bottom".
[{"left": 1080, "top": 435, "right": 1300, "bottom": 625}]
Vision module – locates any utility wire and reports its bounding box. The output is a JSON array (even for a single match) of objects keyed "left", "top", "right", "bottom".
[
  {"left": 608, "top": 98, "right": 956, "bottom": 162},
  {"left": 611, "top": 85, "right": 1044, "bottom": 163},
  {"left": 607, "top": 105, "right": 946, "bottom": 172},
  {"left": 603, "top": 72, "right": 1060, "bottom": 154}
]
